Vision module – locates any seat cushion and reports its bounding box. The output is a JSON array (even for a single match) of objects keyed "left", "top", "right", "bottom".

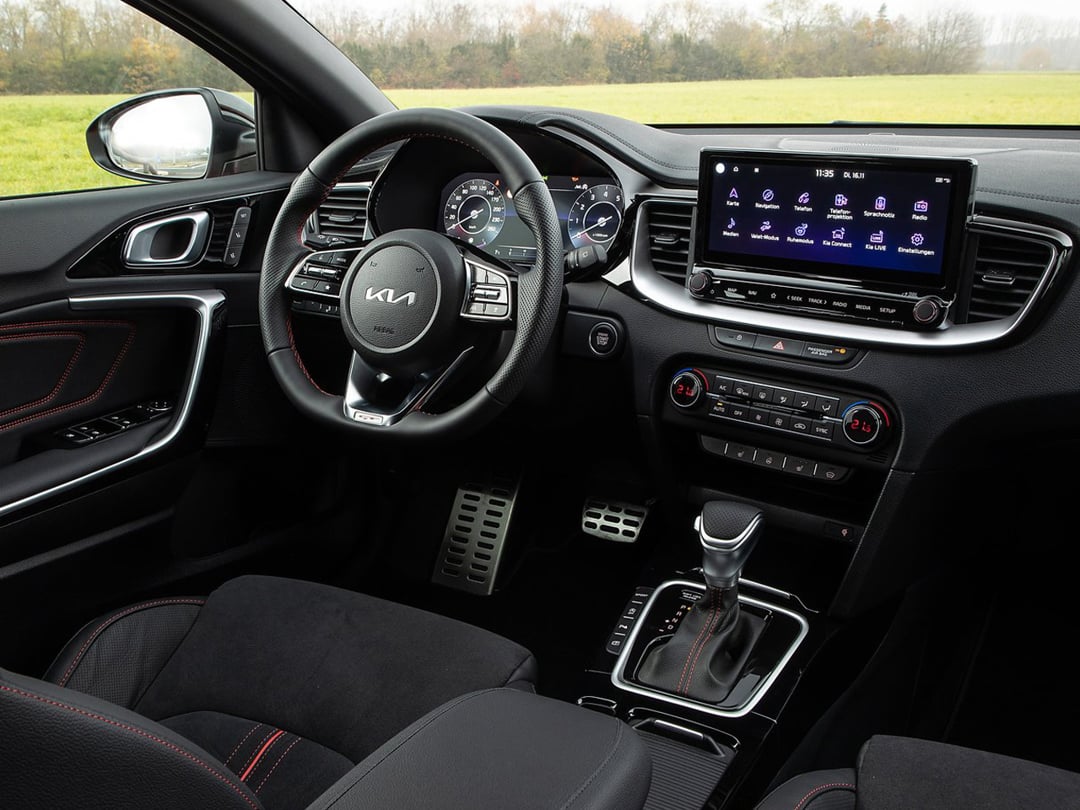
[
  {"left": 44, "top": 575, "right": 537, "bottom": 809},
  {"left": 754, "top": 768, "right": 857, "bottom": 810},
  {"left": 855, "top": 735, "right": 1080, "bottom": 809}
]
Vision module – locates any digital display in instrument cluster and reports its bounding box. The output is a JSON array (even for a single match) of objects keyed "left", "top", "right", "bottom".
[{"left": 440, "top": 173, "right": 622, "bottom": 263}]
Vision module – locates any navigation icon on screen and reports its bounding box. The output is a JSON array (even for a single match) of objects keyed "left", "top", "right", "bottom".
[
  {"left": 914, "top": 200, "right": 929, "bottom": 213},
  {"left": 831, "top": 228, "right": 846, "bottom": 240},
  {"left": 762, "top": 189, "right": 775, "bottom": 202},
  {"left": 729, "top": 188, "right": 739, "bottom": 200},
  {"left": 834, "top": 194, "right": 849, "bottom": 207},
  {"left": 870, "top": 230, "right": 885, "bottom": 244}
]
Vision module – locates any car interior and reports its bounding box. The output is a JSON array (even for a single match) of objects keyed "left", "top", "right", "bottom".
[{"left": 2, "top": 0, "right": 1080, "bottom": 807}]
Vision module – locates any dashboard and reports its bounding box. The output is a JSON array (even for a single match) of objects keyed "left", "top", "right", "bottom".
[
  {"left": 439, "top": 173, "right": 623, "bottom": 263},
  {"left": 354, "top": 106, "right": 1080, "bottom": 618}
]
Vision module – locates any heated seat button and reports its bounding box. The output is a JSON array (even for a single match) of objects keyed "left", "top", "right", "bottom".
[
  {"left": 725, "top": 443, "right": 755, "bottom": 463},
  {"left": 753, "top": 449, "right": 783, "bottom": 470},
  {"left": 785, "top": 457, "right": 815, "bottom": 477}
]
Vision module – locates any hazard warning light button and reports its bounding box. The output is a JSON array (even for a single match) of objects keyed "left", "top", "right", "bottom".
[{"left": 752, "top": 334, "right": 805, "bottom": 357}]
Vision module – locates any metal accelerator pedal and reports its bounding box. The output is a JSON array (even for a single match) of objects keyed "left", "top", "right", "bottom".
[
  {"left": 581, "top": 498, "right": 649, "bottom": 543},
  {"left": 431, "top": 474, "right": 520, "bottom": 595}
]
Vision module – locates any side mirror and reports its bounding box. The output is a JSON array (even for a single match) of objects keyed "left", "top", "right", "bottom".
[{"left": 86, "top": 88, "right": 256, "bottom": 183}]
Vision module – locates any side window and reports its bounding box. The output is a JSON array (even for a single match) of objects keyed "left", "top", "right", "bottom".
[{"left": 0, "top": 0, "right": 252, "bottom": 199}]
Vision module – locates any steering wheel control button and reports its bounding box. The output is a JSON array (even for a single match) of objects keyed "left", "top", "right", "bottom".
[
  {"left": 290, "top": 276, "right": 317, "bottom": 292},
  {"left": 462, "top": 259, "right": 512, "bottom": 322},
  {"left": 670, "top": 370, "right": 707, "bottom": 409},
  {"left": 588, "top": 322, "right": 619, "bottom": 356}
]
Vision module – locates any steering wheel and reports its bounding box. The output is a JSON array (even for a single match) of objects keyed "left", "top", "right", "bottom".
[{"left": 259, "top": 108, "right": 563, "bottom": 438}]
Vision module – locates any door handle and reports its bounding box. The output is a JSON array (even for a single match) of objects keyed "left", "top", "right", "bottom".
[{"left": 122, "top": 211, "right": 210, "bottom": 268}]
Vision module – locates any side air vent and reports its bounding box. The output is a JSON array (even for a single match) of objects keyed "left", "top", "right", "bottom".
[
  {"left": 645, "top": 199, "right": 694, "bottom": 284},
  {"left": 312, "top": 182, "right": 371, "bottom": 244},
  {"left": 967, "top": 231, "right": 1056, "bottom": 323}
]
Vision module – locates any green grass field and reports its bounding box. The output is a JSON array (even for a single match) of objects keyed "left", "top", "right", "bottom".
[{"left": 2, "top": 73, "right": 1077, "bottom": 198}]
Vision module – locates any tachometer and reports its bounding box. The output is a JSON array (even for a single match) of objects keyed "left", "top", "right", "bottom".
[
  {"left": 568, "top": 184, "right": 623, "bottom": 249},
  {"left": 443, "top": 178, "right": 506, "bottom": 247}
]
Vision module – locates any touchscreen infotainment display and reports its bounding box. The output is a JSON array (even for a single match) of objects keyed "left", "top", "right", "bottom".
[{"left": 696, "top": 150, "right": 975, "bottom": 289}]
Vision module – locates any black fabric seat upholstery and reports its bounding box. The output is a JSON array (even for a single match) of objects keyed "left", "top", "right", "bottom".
[
  {"left": 2, "top": 575, "right": 539, "bottom": 810},
  {"left": 756, "top": 735, "right": 1080, "bottom": 810}
]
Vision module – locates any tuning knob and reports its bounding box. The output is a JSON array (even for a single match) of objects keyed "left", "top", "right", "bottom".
[
  {"left": 912, "top": 296, "right": 943, "bottom": 326},
  {"left": 841, "top": 401, "right": 891, "bottom": 448}
]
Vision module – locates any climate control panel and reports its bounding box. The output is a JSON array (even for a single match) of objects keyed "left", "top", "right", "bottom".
[{"left": 668, "top": 366, "right": 894, "bottom": 452}]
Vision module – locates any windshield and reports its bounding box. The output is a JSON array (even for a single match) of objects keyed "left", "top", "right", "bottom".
[{"left": 290, "top": 0, "right": 1078, "bottom": 125}]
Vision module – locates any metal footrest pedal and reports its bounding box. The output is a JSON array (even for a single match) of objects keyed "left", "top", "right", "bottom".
[
  {"left": 431, "top": 474, "right": 520, "bottom": 595},
  {"left": 582, "top": 498, "right": 649, "bottom": 542}
]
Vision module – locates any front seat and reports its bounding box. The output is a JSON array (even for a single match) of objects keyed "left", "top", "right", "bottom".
[
  {"left": 0, "top": 575, "right": 541, "bottom": 809},
  {"left": 756, "top": 734, "right": 1080, "bottom": 809}
]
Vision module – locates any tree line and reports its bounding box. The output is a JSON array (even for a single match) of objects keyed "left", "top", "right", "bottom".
[{"left": 0, "top": 0, "right": 1068, "bottom": 96}]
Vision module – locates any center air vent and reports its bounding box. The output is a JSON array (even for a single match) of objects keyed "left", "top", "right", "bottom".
[
  {"left": 967, "top": 231, "right": 1056, "bottom": 323},
  {"left": 312, "top": 181, "right": 371, "bottom": 244},
  {"left": 644, "top": 199, "right": 694, "bottom": 283}
]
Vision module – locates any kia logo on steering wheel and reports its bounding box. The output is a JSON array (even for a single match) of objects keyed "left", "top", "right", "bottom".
[{"left": 365, "top": 287, "right": 417, "bottom": 306}]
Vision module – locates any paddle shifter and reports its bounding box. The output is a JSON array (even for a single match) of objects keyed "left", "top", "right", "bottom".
[{"left": 637, "top": 501, "right": 766, "bottom": 704}]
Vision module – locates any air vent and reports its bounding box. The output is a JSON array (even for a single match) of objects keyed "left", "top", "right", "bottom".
[
  {"left": 967, "top": 232, "right": 1056, "bottom": 323},
  {"left": 645, "top": 199, "right": 694, "bottom": 284},
  {"left": 313, "top": 182, "right": 371, "bottom": 244}
]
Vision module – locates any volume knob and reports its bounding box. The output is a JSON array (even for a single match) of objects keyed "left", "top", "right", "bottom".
[{"left": 688, "top": 271, "right": 711, "bottom": 294}]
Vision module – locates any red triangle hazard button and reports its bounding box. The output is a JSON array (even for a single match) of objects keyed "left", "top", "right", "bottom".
[{"left": 772, "top": 340, "right": 785, "bottom": 351}]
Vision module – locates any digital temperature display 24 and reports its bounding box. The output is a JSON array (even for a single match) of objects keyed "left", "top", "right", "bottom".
[{"left": 696, "top": 150, "right": 976, "bottom": 290}]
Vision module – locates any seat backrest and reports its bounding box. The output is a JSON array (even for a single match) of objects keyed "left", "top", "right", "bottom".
[{"left": 0, "top": 668, "right": 264, "bottom": 810}]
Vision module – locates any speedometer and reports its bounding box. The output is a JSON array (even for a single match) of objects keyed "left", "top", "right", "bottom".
[
  {"left": 443, "top": 178, "right": 506, "bottom": 247},
  {"left": 568, "top": 184, "right": 623, "bottom": 249}
]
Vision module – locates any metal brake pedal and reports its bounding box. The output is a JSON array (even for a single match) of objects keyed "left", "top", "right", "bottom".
[
  {"left": 582, "top": 498, "right": 649, "bottom": 542},
  {"left": 432, "top": 475, "right": 520, "bottom": 595}
]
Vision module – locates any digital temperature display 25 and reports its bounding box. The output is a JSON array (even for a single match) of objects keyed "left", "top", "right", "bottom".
[{"left": 696, "top": 150, "right": 976, "bottom": 290}]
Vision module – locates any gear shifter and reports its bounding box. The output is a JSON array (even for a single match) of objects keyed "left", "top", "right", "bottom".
[{"left": 637, "top": 501, "right": 766, "bottom": 704}]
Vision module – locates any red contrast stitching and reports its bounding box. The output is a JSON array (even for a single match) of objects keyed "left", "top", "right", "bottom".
[
  {"left": 237, "top": 728, "right": 279, "bottom": 778},
  {"left": 255, "top": 735, "right": 301, "bottom": 793},
  {"left": 683, "top": 590, "right": 725, "bottom": 695},
  {"left": 286, "top": 313, "right": 331, "bottom": 396},
  {"left": 57, "top": 598, "right": 206, "bottom": 687},
  {"left": 240, "top": 729, "right": 286, "bottom": 781},
  {"left": 0, "top": 684, "right": 259, "bottom": 810},
  {"left": 226, "top": 722, "right": 264, "bottom": 767},
  {"left": 677, "top": 589, "right": 718, "bottom": 694},
  {"left": 0, "top": 323, "right": 136, "bottom": 434},
  {"left": 0, "top": 333, "right": 85, "bottom": 421},
  {"left": 793, "top": 782, "right": 857, "bottom": 810},
  {"left": 0, "top": 319, "right": 131, "bottom": 332}
]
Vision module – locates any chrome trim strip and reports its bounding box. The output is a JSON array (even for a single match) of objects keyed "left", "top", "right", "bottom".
[
  {"left": 610, "top": 579, "right": 810, "bottom": 719},
  {"left": 695, "top": 511, "right": 763, "bottom": 549},
  {"left": 0, "top": 290, "right": 224, "bottom": 520},
  {"left": 343, "top": 347, "right": 473, "bottom": 427},
  {"left": 630, "top": 200, "right": 1072, "bottom": 349},
  {"left": 122, "top": 211, "right": 211, "bottom": 268}
]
